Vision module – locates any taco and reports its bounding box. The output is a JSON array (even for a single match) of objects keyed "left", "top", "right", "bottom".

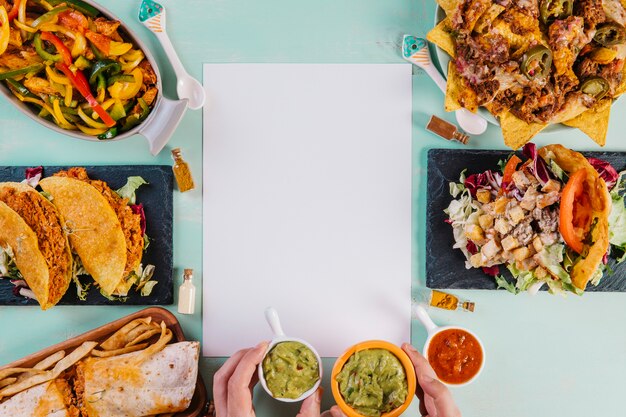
[
  {"left": 538, "top": 144, "right": 611, "bottom": 290},
  {"left": 52, "top": 168, "right": 145, "bottom": 296},
  {"left": 38, "top": 176, "right": 127, "bottom": 297},
  {"left": 0, "top": 182, "right": 73, "bottom": 310}
]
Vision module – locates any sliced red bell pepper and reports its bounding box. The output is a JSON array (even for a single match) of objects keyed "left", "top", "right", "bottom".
[
  {"left": 6, "top": 0, "right": 21, "bottom": 22},
  {"left": 559, "top": 169, "right": 591, "bottom": 254},
  {"left": 501, "top": 154, "right": 522, "bottom": 192},
  {"left": 58, "top": 9, "right": 88, "bottom": 33},
  {"left": 40, "top": 31, "right": 73, "bottom": 66},
  {"left": 56, "top": 62, "right": 116, "bottom": 127}
]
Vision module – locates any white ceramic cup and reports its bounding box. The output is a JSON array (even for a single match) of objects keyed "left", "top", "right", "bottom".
[
  {"left": 414, "top": 304, "right": 485, "bottom": 386},
  {"left": 258, "top": 307, "right": 323, "bottom": 402}
]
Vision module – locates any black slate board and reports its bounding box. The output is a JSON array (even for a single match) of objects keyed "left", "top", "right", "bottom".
[
  {"left": 426, "top": 149, "right": 626, "bottom": 292},
  {"left": 0, "top": 166, "right": 173, "bottom": 305}
]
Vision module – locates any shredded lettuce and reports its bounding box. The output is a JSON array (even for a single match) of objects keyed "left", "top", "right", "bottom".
[
  {"left": 495, "top": 274, "right": 520, "bottom": 294},
  {"left": 0, "top": 245, "right": 21, "bottom": 280},
  {"left": 116, "top": 176, "right": 148, "bottom": 204},
  {"left": 608, "top": 171, "right": 626, "bottom": 263},
  {"left": 135, "top": 263, "right": 157, "bottom": 296},
  {"left": 71, "top": 255, "right": 91, "bottom": 301},
  {"left": 506, "top": 263, "right": 539, "bottom": 292}
]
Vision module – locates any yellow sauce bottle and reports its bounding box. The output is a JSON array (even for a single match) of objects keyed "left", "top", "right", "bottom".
[
  {"left": 171, "top": 148, "right": 195, "bottom": 192},
  {"left": 415, "top": 288, "right": 474, "bottom": 312}
]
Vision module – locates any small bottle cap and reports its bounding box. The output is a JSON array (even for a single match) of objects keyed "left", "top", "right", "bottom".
[
  {"left": 171, "top": 148, "right": 182, "bottom": 158},
  {"left": 183, "top": 269, "right": 193, "bottom": 280}
]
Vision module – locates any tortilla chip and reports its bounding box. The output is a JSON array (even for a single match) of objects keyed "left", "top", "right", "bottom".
[
  {"left": 427, "top": 18, "right": 456, "bottom": 58},
  {"left": 0, "top": 202, "right": 50, "bottom": 308},
  {"left": 39, "top": 177, "right": 126, "bottom": 296},
  {"left": 474, "top": 4, "right": 505, "bottom": 33},
  {"left": 538, "top": 145, "right": 611, "bottom": 290},
  {"left": 562, "top": 99, "right": 611, "bottom": 146},
  {"left": 436, "top": 0, "right": 463, "bottom": 17},
  {"left": 499, "top": 111, "right": 547, "bottom": 149},
  {"left": 444, "top": 61, "right": 478, "bottom": 112}
]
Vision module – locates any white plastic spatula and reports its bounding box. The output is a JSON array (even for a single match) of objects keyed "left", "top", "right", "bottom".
[
  {"left": 139, "top": 0, "right": 206, "bottom": 110},
  {"left": 402, "top": 35, "right": 488, "bottom": 136}
]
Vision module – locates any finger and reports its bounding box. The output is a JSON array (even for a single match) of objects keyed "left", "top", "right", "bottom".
[
  {"left": 329, "top": 405, "right": 348, "bottom": 417},
  {"left": 296, "top": 387, "right": 323, "bottom": 417},
  {"left": 213, "top": 348, "right": 250, "bottom": 417},
  {"left": 420, "top": 375, "right": 461, "bottom": 417},
  {"left": 227, "top": 342, "right": 269, "bottom": 414},
  {"left": 402, "top": 343, "right": 437, "bottom": 416}
]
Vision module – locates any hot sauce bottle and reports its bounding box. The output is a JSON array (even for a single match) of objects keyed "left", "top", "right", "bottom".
[
  {"left": 414, "top": 288, "right": 475, "bottom": 312},
  {"left": 171, "top": 148, "right": 195, "bottom": 192}
]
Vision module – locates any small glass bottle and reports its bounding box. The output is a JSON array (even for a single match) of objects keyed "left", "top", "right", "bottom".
[
  {"left": 171, "top": 148, "right": 195, "bottom": 192},
  {"left": 426, "top": 115, "right": 469, "bottom": 144},
  {"left": 414, "top": 288, "right": 475, "bottom": 312},
  {"left": 177, "top": 269, "right": 196, "bottom": 315}
]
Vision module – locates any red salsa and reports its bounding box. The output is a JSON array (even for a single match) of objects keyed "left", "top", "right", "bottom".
[{"left": 427, "top": 328, "right": 483, "bottom": 384}]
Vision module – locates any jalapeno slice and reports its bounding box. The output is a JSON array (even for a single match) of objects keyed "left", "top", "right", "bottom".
[
  {"left": 539, "top": 0, "right": 573, "bottom": 25},
  {"left": 521, "top": 46, "right": 553, "bottom": 80},
  {"left": 594, "top": 23, "right": 626, "bottom": 46},
  {"left": 581, "top": 77, "right": 610, "bottom": 99}
]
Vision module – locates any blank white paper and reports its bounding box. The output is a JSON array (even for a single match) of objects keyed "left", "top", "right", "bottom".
[{"left": 202, "top": 64, "right": 412, "bottom": 357}]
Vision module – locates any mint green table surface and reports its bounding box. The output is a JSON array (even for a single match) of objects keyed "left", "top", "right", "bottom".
[{"left": 1, "top": 1, "right": 625, "bottom": 416}]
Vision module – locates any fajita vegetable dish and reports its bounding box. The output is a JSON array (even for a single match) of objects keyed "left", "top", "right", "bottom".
[
  {"left": 0, "top": 166, "right": 157, "bottom": 309},
  {"left": 445, "top": 144, "right": 626, "bottom": 294},
  {"left": 0, "top": 0, "right": 158, "bottom": 139},
  {"left": 428, "top": 0, "right": 626, "bottom": 148}
]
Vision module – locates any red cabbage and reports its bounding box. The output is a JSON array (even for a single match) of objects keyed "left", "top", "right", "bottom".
[
  {"left": 522, "top": 143, "right": 552, "bottom": 185},
  {"left": 464, "top": 170, "right": 502, "bottom": 197},
  {"left": 466, "top": 240, "right": 478, "bottom": 255},
  {"left": 588, "top": 157, "right": 618, "bottom": 190},
  {"left": 24, "top": 166, "right": 43, "bottom": 188},
  {"left": 482, "top": 265, "right": 500, "bottom": 276},
  {"left": 131, "top": 204, "right": 146, "bottom": 234}
]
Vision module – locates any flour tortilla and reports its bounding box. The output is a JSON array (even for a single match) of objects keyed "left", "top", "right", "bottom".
[
  {"left": 0, "top": 182, "right": 73, "bottom": 308},
  {"left": 76, "top": 341, "right": 199, "bottom": 416},
  {"left": 39, "top": 177, "right": 127, "bottom": 296},
  {"left": 0, "top": 201, "right": 50, "bottom": 308},
  {"left": 538, "top": 145, "right": 611, "bottom": 290},
  {"left": 0, "top": 380, "right": 71, "bottom": 417}
]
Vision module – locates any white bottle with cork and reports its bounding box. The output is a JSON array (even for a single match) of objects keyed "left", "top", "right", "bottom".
[{"left": 177, "top": 269, "right": 196, "bottom": 315}]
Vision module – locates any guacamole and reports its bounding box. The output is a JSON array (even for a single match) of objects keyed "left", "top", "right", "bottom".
[
  {"left": 336, "top": 349, "right": 408, "bottom": 417},
  {"left": 262, "top": 341, "right": 319, "bottom": 399}
]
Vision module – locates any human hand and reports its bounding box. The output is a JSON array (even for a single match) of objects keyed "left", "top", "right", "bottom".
[
  {"left": 213, "top": 342, "right": 323, "bottom": 417},
  {"left": 402, "top": 343, "right": 461, "bottom": 417}
]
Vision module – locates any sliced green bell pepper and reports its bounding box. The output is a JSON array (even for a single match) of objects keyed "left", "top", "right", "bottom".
[
  {"left": 31, "top": 6, "right": 70, "bottom": 28},
  {"left": 120, "top": 98, "right": 149, "bottom": 132},
  {"left": 34, "top": 33, "right": 62, "bottom": 63},
  {"left": 46, "top": 0, "right": 99, "bottom": 18},
  {"left": 0, "top": 64, "right": 45, "bottom": 80},
  {"left": 98, "top": 127, "right": 118, "bottom": 140},
  {"left": 5, "top": 79, "right": 39, "bottom": 99},
  {"left": 89, "top": 59, "right": 121, "bottom": 85}
]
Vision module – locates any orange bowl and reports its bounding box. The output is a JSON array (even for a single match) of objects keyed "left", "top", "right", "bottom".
[{"left": 331, "top": 340, "right": 416, "bottom": 417}]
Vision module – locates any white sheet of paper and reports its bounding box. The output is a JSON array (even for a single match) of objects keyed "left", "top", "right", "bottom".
[{"left": 202, "top": 64, "right": 412, "bottom": 357}]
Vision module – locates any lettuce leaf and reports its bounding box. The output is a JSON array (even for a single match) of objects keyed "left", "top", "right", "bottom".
[
  {"left": 608, "top": 171, "right": 626, "bottom": 262},
  {"left": 116, "top": 176, "right": 148, "bottom": 204},
  {"left": 495, "top": 274, "right": 519, "bottom": 294}
]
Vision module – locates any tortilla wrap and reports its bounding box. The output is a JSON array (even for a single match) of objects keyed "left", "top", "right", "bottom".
[
  {"left": 538, "top": 145, "right": 611, "bottom": 290},
  {"left": 0, "top": 201, "right": 51, "bottom": 308},
  {"left": 0, "top": 182, "right": 72, "bottom": 308},
  {"left": 39, "top": 177, "right": 126, "bottom": 296},
  {"left": 0, "top": 379, "right": 73, "bottom": 417},
  {"left": 76, "top": 341, "right": 199, "bottom": 416}
]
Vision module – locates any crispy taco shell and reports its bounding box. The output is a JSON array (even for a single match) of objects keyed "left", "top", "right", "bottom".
[
  {"left": 0, "top": 201, "right": 51, "bottom": 308},
  {"left": 538, "top": 145, "right": 611, "bottom": 290},
  {"left": 54, "top": 168, "right": 144, "bottom": 296},
  {"left": 0, "top": 182, "right": 72, "bottom": 308},
  {"left": 39, "top": 177, "right": 127, "bottom": 296}
]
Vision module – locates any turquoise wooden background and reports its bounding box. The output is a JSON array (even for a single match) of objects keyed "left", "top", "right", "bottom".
[{"left": 0, "top": 1, "right": 624, "bottom": 416}]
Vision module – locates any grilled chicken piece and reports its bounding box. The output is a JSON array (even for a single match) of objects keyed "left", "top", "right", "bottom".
[{"left": 24, "top": 77, "right": 59, "bottom": 96}]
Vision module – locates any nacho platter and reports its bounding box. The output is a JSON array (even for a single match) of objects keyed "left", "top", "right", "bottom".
[
  {"left": 427, "top": 0, "right": 626, "bottom": 148},
  {"left": 426, "top": 148, "right": 626, "bottom": 291},
  {"left": 0, "top": 307, "right": 207, "bottom": 416},
  {"left": 0, "top": 165, "right": 173, "bottom": 306}
]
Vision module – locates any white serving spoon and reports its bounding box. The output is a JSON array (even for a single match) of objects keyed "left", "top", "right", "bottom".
[
  {"left": 139, "top": 0, "right": 206, "bottom": 110},
  {"left": 402, "top": 35, "right": 488, "bottom": 136},
  {"left": 258, "top": 307, "right": 323, "bottom": 402}
]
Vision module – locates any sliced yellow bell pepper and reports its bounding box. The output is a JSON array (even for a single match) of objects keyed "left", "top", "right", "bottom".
[
  {"left": 0, "top": 7, "right": 10, "bottom": 56},
  {"left": 51, "top": 98, "right": 74, "bottom": 130},
  {"left": 46, "top": 65, "right": 70, "bottom": 85},
  {"left": 13, "top": 19, "right": 38, "bottom": 33},
  {"left": 64, "top": 84, "right": 72, "bottom": 107},
  {"left": 76, "top": 123, "right": 107, "bottom": 135},
  {"left": 78, "top": 106, "right": 109, "bottom": 129},
  {"left": 109, "top": 41, "right": 133, "bottom": 56},
  {"left": 108, "top": 68, "right": 143, "bottom": 100}
]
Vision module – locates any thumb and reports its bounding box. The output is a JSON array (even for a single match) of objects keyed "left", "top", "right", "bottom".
[
  {"left": 419, "top": 375, "right": 461, "bottom": 417},
  {"left": 296, "top": 387, "right": 323, "bottom": 417}
]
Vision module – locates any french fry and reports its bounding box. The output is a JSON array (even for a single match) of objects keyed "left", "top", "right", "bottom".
[
  {"left": 131, "top": 321, "right": 172, "bottom": 366},
  {"left": 91, "top": 343, "right": 149, "bottom": 357},
  {"left": 33, "top": 350, "right": 65, "bottom": 370},
  {"left": 120, "top": 322, "right": 153, "bottom": 346},
  {"left": 0, "top": 341, "right": 96, "bottom": 400},
  {"left": 0, "top": 368, "right": 43, "bottom": 381},
  {"left": 126, "top": 328, "right": 161, "bottom": 347},
  {"left": 100, "top": 317, "right": 152, "bottom": 350},
  {"left": 0, "top": 377, "right": 16, "bottom": 389}
]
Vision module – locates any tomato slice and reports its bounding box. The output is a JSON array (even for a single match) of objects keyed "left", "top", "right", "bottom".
[
  {"left": 502, "top": 155, "right": 522, "bottom": 185},
  {"left": 559, "top": 169, "right": 592, "bottom": 254}
]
